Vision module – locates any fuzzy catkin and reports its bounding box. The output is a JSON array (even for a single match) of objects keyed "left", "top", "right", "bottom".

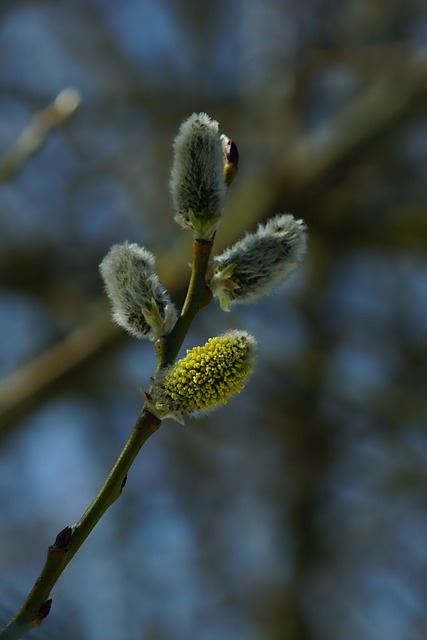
[
  {"left": 210, "top": 214, "right": 307, "bottom": 310},
  {"left": 170, "top": 113, "right": 226, "bottom": 225},
  {"left": 100, "top": 242, "right": 176, "bottom": 340}
]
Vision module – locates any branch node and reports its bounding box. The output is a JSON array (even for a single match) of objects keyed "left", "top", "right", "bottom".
[{"left": 52, "top": 526, "right": 73, "bottom": 551}]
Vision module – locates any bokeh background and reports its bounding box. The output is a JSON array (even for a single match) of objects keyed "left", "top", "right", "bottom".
[{"left": 1, "top": 1, "right": 427, "bottom": 639}]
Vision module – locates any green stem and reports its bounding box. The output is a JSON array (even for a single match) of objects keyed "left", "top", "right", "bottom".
[
  {"left": 0, "top": 409, "right": 160, "bottom": 640},
  {"left": 156, "top": 238, "right": 213, "bottom": 370}
]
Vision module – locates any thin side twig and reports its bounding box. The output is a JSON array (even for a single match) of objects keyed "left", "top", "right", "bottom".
[{"left": 0, "top": 88, "right": 80, "bottom": 182}]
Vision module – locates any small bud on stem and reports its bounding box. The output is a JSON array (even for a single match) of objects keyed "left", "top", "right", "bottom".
[
  {"left": 221, "top": 135, "right": 239, "bottom": 187},
  {"left": 52, "top": 526, "right": 73, "bottom": 551},
  {"left": 35, "top": 599, "right": 52, "bottom": 624}
]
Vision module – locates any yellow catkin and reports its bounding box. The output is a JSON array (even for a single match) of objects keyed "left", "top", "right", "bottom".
[{"left": 155, "top": 331, "right": 256, "bottom": 416}]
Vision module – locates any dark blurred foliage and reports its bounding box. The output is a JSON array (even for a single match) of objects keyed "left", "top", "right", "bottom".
[{"left": 0, "top": 1, "right": 427, "bottom": 639}]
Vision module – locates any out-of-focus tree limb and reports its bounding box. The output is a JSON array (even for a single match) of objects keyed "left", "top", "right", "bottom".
[
  {"left": 281, "top": 66, "right": 426, "bottom": 189},
  {"left": 0, "top": 88, "right": 80, "bottom": 182},
  {"left": 0, "top": 310, "right": 119, "bottom": 434},
  {"left": 247, "top": 58, "right": 427, "bottom": 235}
]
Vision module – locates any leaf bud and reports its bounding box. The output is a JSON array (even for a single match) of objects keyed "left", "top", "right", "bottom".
[
  {"left": 221, "top": 134, "right": 239, "bottom": 187},
  {"left": 35, "top": 599, "right": 52, "bottom": 624}
]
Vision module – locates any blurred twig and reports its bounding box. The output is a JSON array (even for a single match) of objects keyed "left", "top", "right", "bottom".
[
  {"left": 0, "top": 88, "right": 80, "bottom": 182},
  {"left": 0, "top": 310, "right": 120, "bottom": 433}
]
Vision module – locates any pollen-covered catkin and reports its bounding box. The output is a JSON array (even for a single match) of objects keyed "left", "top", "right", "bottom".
[
  {"left": 99, "top": 242, "right": 177, "bottom": 340},
  {"left": 152, "top": 330, "right": 256, "bottom": 419},
  {"left": 210, "top": 214, "right": 307, "bottom": 311}
]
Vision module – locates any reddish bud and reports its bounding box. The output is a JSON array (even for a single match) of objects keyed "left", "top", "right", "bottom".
[
  {"left": 224, "top": 138, "right": 239, "bottom": 167},
  {"left": 53, "top": 526, "right": 73, "bottom": 550},
  {"left": 36, "top": 599, "right": 52, "bottom": 623}
]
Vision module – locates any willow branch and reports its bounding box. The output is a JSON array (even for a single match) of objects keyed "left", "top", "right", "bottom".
[
  {"left": 0, "top": 408, "right": 160, "bottom": 640},
  {"left": 156, "top": 238, "right": 213, "bottom": 370}
]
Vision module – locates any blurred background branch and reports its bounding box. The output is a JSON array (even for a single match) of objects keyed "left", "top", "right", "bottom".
[{"left": 0, "top": 89, "right": 80, "bottom": 182}]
